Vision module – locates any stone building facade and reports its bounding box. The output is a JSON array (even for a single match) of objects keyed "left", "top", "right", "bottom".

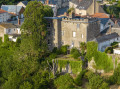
[
  {"left": 45, "top": 17, "right": 100, "bottom": 50},
  {"left": 69, "top": 0, "right": 105, "bottom": 16}
]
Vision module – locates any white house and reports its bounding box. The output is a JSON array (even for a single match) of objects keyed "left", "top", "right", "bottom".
[
  {"left": 113, "top": 43, "right": 120, "bottom": 54},
  {"left": 0, "top": 23, "right": 21, "bottom": 42},
  {"left": 0, "top": 9, "right": 11, "bottom": 23},
  {"left": 93, "top": 33, "right": 120, "bottom": 52}
]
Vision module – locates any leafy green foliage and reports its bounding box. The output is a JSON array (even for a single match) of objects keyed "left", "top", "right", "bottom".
[
  {"left": 87, "top": 71, "right": 109, "bottom": 89},
  {"left": 105, "top": 47, "right": 113, "bottom": 54},
  {"left": 74, "top": 70, "right": 87, "bottom": 86},
  {"left": 71, "top": 48, "right": 81, "bottom": 59},
  {"left": 58, "top": 60, "right": 82, "bottom": 74},
  {"left": 60, "top": 45, "right": 69, "bottom": 55},
  {"left": 109, "top": 65, "right": 120, "bottom": 85},
  {"left": 85, "top": 41, "right": 98, "bottom": 61},
  {"left": 44, "top": 5, "right": 53, "bottom": 17},
  {"left": 54, "top": 73, "right": 75, "bottom": 89},
  {"left": 80, "top": 42, "right": 86, "bottom": 56},
  {"left": 86, "top": 41, "right": 113, "bottom": 72}
]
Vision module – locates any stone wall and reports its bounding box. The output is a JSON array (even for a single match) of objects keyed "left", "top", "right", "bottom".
[
  {"left": 112, "top": 28, "right": 120, "bottom": 36},
  {"left": 0, "top": 27, "right": 4, "bottom": 42}
]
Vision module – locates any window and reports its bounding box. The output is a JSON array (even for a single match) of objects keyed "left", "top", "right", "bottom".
[
  {"left": 8, "top": 29, "right": 11, "bottom": 33},
  {"left": 73, "top": 32, "right": 76, "bottom": 37},
  {"left": 117, "top": 38, "right": 119, "bottom": 40},
  {"left": 47, "top": 23, "right": 51, "bottom": 27},
  {"left": 71, "top": 41, "right": 74, "bottom": 47},
  {"left": 48, "top": 31, "right": 51, "bottom": 35},
  {"left": 48, "top": 39, "right": 51, "bottom": 45},
  {"left": 77, "top": 24, "right": 80, "bottom": 29},
  {"left": 81, "top": 34, "right": 83, "bottom": 39}
]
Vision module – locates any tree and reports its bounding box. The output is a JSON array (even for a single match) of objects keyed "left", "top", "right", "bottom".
[
  {"left": 20, "top": 1, "right": 49, "bottom": 59},
  {"left": 80, "top": 42, "right": 86, "bottom": 56},
  {"left": 44, "top": 5, "right": 53, "bottom": 17}
]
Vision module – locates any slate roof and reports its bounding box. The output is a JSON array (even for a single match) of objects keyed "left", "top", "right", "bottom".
[
  {"left": 93, "top": 33, "right": 119, "bottom": 43},
  {"left": 98, "top": 18, "right": 109, "bottom": 26},
  {"left": 0, "top": 23, "right": 19, "bottom": 29},
  {"left": 1, "top": 5, "right": 23, "bottom": 14},
  {"left": 71, "top": 0, "right": 93, "bottom": 10}
]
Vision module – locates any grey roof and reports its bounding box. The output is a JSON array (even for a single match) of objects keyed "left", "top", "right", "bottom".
[
  {"left": 57, "top": 6, "right": 69, "bottom": 16},
  {"left": 1, "top": 5, "right": 23, "bottom": 14},
  {"left": 94, "top": 33, "right": 119, "bottom": 43},
  {"left": 21, "top": 1, "right": 28, "bottom": 6},
  {"left": 98, "top": 18, "right": 109, "bottom": 26},
  {"left": 44, "top": 16, "right": 65, "bottom": 19},
  {"left": 71, "top": 0, "right": 93, "bottom": 10}
]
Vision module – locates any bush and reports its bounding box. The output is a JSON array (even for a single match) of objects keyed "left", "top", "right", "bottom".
[
  {"left": 86, "top": 71, "right": 109, "bottom": 89},
  {"left": 54, "top": 73, "right": 75, "bottom": 89},
  {"left": 52, "top": 45, "right": 69, "bottom": 55},
  {"left": 71, "top": 48, "right": 81, "bottom": 59},
  {"left": 49, "top": 53, "right": 57, "bottom": 59},
  {"left": 111, "top": 42, "right": 119, "bottom": 47},
  {"left": 74, "top": 70, "right": 87, "bottom": 86},
  {"left": 105, "top": 47, "right": 113, "bottom": 54},
  {"left": 60, "top": 45, "right": 69, "bottom": 55},
  {"left": 108, "top": 65, "right": 120, "bottom": 85}
]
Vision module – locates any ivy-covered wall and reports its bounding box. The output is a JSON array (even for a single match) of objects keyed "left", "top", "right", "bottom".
[{"left": 58, "top": 60, "right": 82, "bottom": 74}]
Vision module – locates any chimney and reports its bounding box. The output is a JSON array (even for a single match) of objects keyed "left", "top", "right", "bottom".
[
  {"left": 18, "top": 17, "right": 20, "bottom": 25},
  {"left": 46, "top": 0, "right": 49, "bottom": 4}
]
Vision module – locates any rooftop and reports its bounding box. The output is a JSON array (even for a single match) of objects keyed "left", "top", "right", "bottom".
[
  {"left": 94, "top": 33, "right": 119, "bottom": 43},
  {"left": 71, "top": 0, "right": 93, "bottom": 10},
  {"left": 90, "top": 13, "right": 109, "bottom": 18},
  {"left": 0, "top": 23, "right": 20, "bottom": 29},
  {"left": 0, "top": 9, "right": 7, "bottom": 14}
]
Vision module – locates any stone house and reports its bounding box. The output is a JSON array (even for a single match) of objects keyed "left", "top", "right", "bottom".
[
  {"left": 45, "top": 16, "right": 100, "bottom": 50},
  {"left": 0, "top": 23, "right": 21, "bottom": 42},
  {"left": 1, "top": 5, "right": 25, "bottom": 19},
  {"left": 69, "top": 0, "right": 105, "bottom": 16}
]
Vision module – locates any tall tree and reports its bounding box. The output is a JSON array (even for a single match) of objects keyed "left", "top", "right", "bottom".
[{"left": 20, "top": 1, "right": 48, "bottom": 59}]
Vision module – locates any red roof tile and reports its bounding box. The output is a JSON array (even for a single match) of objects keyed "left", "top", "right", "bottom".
[{"left": 0, "top": 9, "right": 7, "bottom": 14}]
